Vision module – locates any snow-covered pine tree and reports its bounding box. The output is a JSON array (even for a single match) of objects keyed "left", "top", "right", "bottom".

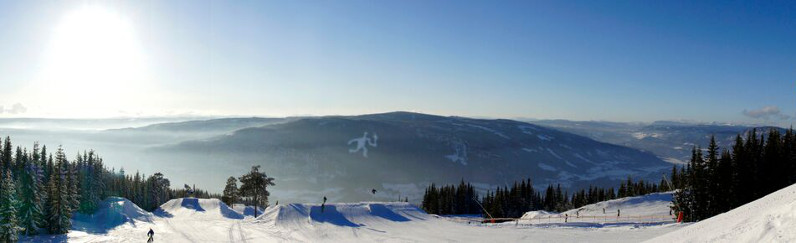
[
  {"left": 66, "top": 158, "right": 80, "bottom": 213},
  {"left": 79, "top": 151, "right": 102, "bottom": 214},
  {"left": 18, "top": 160, "right": 44, "bottom": 236},
  {"left": 91, "top": 155, "right": 106, "bottom": 205},
  {"left": 0, "top": 171, "right": 21, "bottom": 242},
  {"left": 46, "top": 146, "right": 71, "bottom": 234}
]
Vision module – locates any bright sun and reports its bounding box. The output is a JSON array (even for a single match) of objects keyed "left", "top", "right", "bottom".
[{"left": 33, "top": 6, "right": 152, "bottom": 117}]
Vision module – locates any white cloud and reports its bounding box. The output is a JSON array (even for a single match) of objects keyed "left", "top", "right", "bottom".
[{"left": 742, "top": 106, "right": 789, "bottom": 120}]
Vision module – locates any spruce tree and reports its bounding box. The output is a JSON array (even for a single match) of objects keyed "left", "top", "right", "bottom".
[
  {"left": 46, "top": 146, "right": 71, "bottom": 234},
  {"left": 222, "top": 176, "right": 239, "bottom": 206},
  {"left": 0, "top": 171, "right": 21, "bottom": 242},
  {"left": 18, "top": 161, "right": 44, "bottom": 236}
]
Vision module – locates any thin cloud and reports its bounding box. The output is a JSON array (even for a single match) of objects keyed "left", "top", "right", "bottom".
[
  {"left": 0, "top": 103, "right": 28, "bottom": 114},
  {"left": 742, "top": 106, "right": 789, "bottom": 120}
]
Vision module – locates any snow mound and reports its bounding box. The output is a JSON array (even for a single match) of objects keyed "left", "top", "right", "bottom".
[
  {"left": 232, "top": 203, "right": 264, "bottom": 217},
  {"left": 155, "top": 198, "right": 243, "bottom": 219},
  {"left": 257, "top": 202, "right": 428, "bottom": 227},
  {"left": 647, "top": 183, "right": 796, "bottom": 243},
  {"left": 72, "top": 197, "right": 152, "bottom": 233},
  {"left": 521, "top": 210, "right": 555, "bottom": 219}
]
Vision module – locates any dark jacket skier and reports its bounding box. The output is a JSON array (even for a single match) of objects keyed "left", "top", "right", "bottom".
[
  {"left": 147, "top": 228, "right": 154, "bottom": 242},
  {"left": 322, "top": 196, "right": 328, "bottom": 212}
]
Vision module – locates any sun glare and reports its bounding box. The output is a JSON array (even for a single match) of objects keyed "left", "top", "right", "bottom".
[{"left": 33, "top": 6, "right": 152, "bottom": 117}]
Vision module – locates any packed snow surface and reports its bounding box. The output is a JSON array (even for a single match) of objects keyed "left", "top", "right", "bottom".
[
  {"left": 24, "top": 197, "right": 686, "bottom": 242},
  {"left": 648, "top": 183, "right": 796, "bottom": 243},
  {"left": 520, "top": 192, "right": 675, "bottom": 225}
]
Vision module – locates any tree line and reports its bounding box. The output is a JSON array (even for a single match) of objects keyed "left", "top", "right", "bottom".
[
  {"left": 672, "top": 128, "right": 796, "bottom": 222},
  {"left": 422, "top": 176, "right": 667, "bottom": 218},
  {"left": 0, "top": 137, "right": 218, "bottom": 241}
]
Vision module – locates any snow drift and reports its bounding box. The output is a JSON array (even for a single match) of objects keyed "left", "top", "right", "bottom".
[
  {"left": 155, "top": 198, "right": 243, "bottom": 219},
  {"left": 647, "top": 183, "right": 796, "bottom": 243}
]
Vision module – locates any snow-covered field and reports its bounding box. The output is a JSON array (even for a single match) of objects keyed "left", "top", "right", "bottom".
[
  {"left": 648, "top": 183, "right": 796, "bottom": 243},
  {"left": 520, "top": 192, "right": 676, "bottom": 225},
  {"left": 21, "top": 194, "right": 688, "bottom": 242}
]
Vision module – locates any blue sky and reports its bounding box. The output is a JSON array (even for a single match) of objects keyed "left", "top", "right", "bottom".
[{"left": 0, "top": 0, "right": 793, "bottom": 126}]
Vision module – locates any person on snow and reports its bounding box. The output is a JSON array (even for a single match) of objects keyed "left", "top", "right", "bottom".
[
  {"left": 371, "top": 189, "right": 377, "bottom": 194},
  {"left": 322, "top": 196, "right": 327, "bottom": 213},
  {"left": 617, "top": 209, "right": 621, "bottom": 217},
  {"left": 147, "top": 228, "right": 155, "bottom": 242},
  {"left": 564, "top": 214, "right": 568, "bottom": 223}
]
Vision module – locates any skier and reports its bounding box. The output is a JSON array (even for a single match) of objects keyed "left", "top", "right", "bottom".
[
  {"left": 564, "top": 214, "right": 568, "bottom": 223},
  {"left": 147, "top": 228, "right": 154, "bottom": 242},
  {"left": 617, "top": 209, "right": 621, "bottom": 217},
  {"left": 371, "top": 189, "right": 377, "bottom": 194},
  {"left": 321, "top": 196, "right": 327, "bottom": 213}
]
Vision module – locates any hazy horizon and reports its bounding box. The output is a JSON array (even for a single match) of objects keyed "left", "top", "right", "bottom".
[{"left": 0, "top": 1, "right": 793, "bottom": 126}]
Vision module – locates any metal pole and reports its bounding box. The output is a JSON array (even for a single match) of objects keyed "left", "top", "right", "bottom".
[{"left": 472, "top": 196, "right": 494, "bottom": 220}]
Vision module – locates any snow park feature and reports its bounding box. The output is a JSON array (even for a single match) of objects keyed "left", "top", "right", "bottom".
[
  {"left": 232, "top": 204, "right": 264, "bottom": 218},
  {"left": 22, "top": 194, "right": 692, "bottom": 242}
]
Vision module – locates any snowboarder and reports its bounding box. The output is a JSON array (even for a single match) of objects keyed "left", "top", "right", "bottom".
[
  {"left": 147, "top": 228, "right": 154, "bottom": 242},
  {"left": 322, "top": 196, "right": 327, "bottom": 213}
]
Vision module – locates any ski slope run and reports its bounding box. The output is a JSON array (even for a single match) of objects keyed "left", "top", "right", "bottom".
[
  {"left": 23, "top": 197, "right": 685, "bottom": 242},
  {"left": 520, "top": 192, "right": 676, "bottom": 225},
  {"left": 648, "top": 183, "right": 796, "bottom": 243}
]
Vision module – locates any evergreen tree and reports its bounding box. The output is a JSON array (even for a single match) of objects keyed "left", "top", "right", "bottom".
[
  {"left": 46, "top": 146, "right": 71, "bottom": 234},
  {"left": 222, "top": 176, "right": 239, "bottom": 206},
  {"left": 146, "top": 173, "right": 170, "bottom": 211},
  {"left": 0, "top": 171, "right": 21, "bottom": 242},
  {"left": 17, "top": 160, "right": 44, "bottom": 236},
  {"left": 1, "top": 137, "right": 11, "bottom": 173},
  {"left": 66, "top": 159, "right": 80, "bottom": 212},
  {"left": 238, "top": 166, "right": 275, "bottom": 218}
]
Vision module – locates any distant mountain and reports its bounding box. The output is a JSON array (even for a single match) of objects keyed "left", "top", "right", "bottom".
[
  {"left": 110, "top": 117, "right": 288, "bottom": 133},
  {"left": 161, "top": 112, "right": 670, "bottom": 202},
  {"left": 529, "top": 120, "right": 784, "bottom": 164}
]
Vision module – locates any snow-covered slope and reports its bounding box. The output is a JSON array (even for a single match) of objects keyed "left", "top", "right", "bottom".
[
  {"left": 521, "top": 192, "right": 675, "bottom": 224},
  {"left": 155, "top": 198, "right": 244, "bottom": 219},
  {"left": 565, "top": 192, "right": 673, "bottom": 217},
  {"left": 648, "top": 183, "right": 796, "bottom": 243},
  {"left": 72, "top": 197, "right": 153, "bottom": 233},
  {"left": 25, "top": 198, "right": 687, "bottom": 242}
]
